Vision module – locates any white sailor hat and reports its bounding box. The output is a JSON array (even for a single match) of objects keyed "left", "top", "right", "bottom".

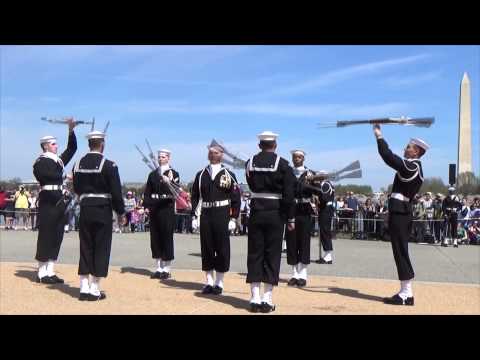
[
  {"left": 290, "top": 149, "right": 306, "bottom": 156},
  {"left": 40, "top": 135, "right": 57, "bottom": 145},
  {"left": 448, "top": 186, "right": 455, "bottom": 192},
  {"left": 409, "top": 138, "right": 430, "bottom": 151},
  {"left": 257, "top": 131, "right": 279, "bottom": 141},
  {"left": 158, "top": 149, "right": 171, "bottom": 156},
  {"left": 86, "top": 131, "right": 106, "bottom": 140},
  {"left": 207, "top": 140, "right": 225, "bottom": 153},
  {"left": 316, "top": 170, "right": 329, "bottom": 177}
]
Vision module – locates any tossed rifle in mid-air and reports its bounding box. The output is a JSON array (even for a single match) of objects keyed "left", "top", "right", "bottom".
[
  {"left": 145, "top": 139, "right": 160, "bottom": 169},
  {"left": 317, "top": 116, "right": 435, "bottom": 129},
  {"left": 302, "top": 160, "right": 363, "bottom": 194},
  {"left": 308, "top": 160, "right": 362, "bottom": 182},
  {"left": 135, "top": 145, "right": 156, "bottom": 171},
  {"left": 41, "top": 116, "right": 95, "bottom": 126},
  {"left": 209, "top": 139, "right": 247, "bottom": 169}
]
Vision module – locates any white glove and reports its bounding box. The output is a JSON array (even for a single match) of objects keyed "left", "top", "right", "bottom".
[
  {"left": 162, "top": 175, "right": 171, "bottom": 183},
  {"left": 192, "top": 218, "right": 199, "bottom": 231},
  {"left": 228, "top": 218, "right": 236, "bottom": 231}
]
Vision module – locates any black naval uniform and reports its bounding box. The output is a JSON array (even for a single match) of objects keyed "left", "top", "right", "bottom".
[
  {"left": 73, "top": 152, "right": 125, "bottom": 278},
  {"left": 245, "top": 152, "right": 295, "bottom": 285},
  {"left": 316, "top": 179, "right": 335, "bottom": 255},
  {"left": 143, "top": 168, "right": 180, "bottom": 262},
  {"left": 377, "top": 138, "right": 423, "bottom": 281},
  {"left": 286, "top": 168, "right": 315, "bottom": 266},
  {"left": 33, "top": 131, "right": 77, "bottom": 263},
  {"left": 191, "top": 165, "right": 241, "bottom": 273},
  {"left": 442, "top": 195, "right": 461, "bottom": 242}
]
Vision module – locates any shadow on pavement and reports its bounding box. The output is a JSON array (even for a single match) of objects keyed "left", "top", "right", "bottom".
[
  {"left": 193, "top": 291, "right": 251, "bottom": 311},
  {"left": 14, "top": 268, "right": 79, "bottom": 299},
  {"left": 298, "top": 286, "right": 385, "bottom": 303},
  {"left": 120, "top": 267, "right": 153, "bottom": 277},
  {"left": 159, "top": 277, "right": 251, "bottom": 311}
]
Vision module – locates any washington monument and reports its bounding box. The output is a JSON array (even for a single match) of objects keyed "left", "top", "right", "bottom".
[{"left": 457, "top": 72, "right": 473, "bottom": 183}]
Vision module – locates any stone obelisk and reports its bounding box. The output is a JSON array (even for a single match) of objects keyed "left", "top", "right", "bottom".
[{"left": 457, "top": 72, "right": 472, "bottom": 185}]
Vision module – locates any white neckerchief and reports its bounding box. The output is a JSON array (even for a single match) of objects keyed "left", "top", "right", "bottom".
[
  {"left": 41, "top": 151, "right": 64, "bottom": 168},
  {"left": 293, "top": 165, "right": 306, "bottom": 178},
  {"left": 160, "top": 164, "right": 171, "bottom": 174},
  {"left": 209, "top": 163, "right": 222, "bottom": 180}
]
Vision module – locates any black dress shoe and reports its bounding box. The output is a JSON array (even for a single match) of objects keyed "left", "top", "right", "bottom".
[
  {"left": 441, "top": 243, "right": 448, "bottom": 247},
  {"left": 150, "top": 271, "right": 162, "bottom": 279},
  {"left": 88, "top": 292, "right": 106, "bottom": 301},
  {"left": 287, "top": 278, "right": 298, "bottom": 286},
  {"left": 202, "top": 285, "right": 213, "bottom": 294},
  {"left": 49, "top": 275, "right": 65, "bottom": 284},
  {"left": 454, "top": 243, "right": 458, "bottom": 248},
  {"left": 383, "top": 294, "right": 414, "bottom": 306},
  {"left": 36, "top": 276, "right": 56, "bottom": 284},
  {"left": 296, "top": 279, "right": 307, "bottom": 287},
  {"left": 260, "top": 302, "right": 276, "bottom": 313},
  {"left": 79, "top": 292, "right": 90, "bottom": 301},
  {"left": 249, "top": 303, "right": 261, "bottom": 313},
  {"left": 159, "top": 272, "right": 171, "bottom": 280},
  {"left": 212, "top": 285, "right": 223, "bottom": 295},
  {"left": 316, "top": 258, "right": 333, "bottom": 264}
]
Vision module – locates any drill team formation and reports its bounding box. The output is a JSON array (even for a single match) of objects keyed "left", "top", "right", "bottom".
[{"left": 32, "top": 116, "right": 432, "bottom": 313}]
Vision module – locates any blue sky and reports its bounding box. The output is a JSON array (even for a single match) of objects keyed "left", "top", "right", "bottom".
[{"left": 1, "top": 45, "right": 479, "bottom": 191}]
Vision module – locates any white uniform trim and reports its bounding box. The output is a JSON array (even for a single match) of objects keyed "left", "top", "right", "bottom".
[
  {"left": 397, "top": 159, "right": 423, "bottom": 182},
  {"left": 247, "top": 155, "right": 280, "bottom": 172},
  {"left": 79, "top": 193, "right": 112, "bottom": 201},
  {"left": 391, "top": 193, "right": 410, "bottom": 202},
  {"left": 74, "top": 156, "right": 106, "bottom": 174},
  {"left": 40, "top": 185, "right": 63, "bottom": 191},
  {"left": 201, "top": 199, "right": 231, "bottom": 208},
  {"left": 151, "top": 194, "right": 174, "bottom": 199},
  {"left": 295, "top": 198, "right": 311, "bottom": 203},
  {"left": 320, "top": 181, "right": 334, "bottom": 195},
  {"left": 39, "top": 152, "right": 64, "bottom": 169},
  {"left": 250, "top": 192, "right": 283, "bottom": 199}
]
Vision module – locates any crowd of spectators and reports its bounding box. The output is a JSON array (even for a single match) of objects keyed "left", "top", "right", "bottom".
[{"left": 2, "top": 184, "right": 479, "bottom": 246}]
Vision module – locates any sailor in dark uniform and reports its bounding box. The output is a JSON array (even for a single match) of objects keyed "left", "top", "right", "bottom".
[
  {"left": 441, "top": 186, "right": 461, "bottom": 248},
  {"left": 33, "top": 118, "right": 78, "bottom": 284},
  {"left": 312, "top": 171, "right": 335, "bottom": 265},
  {"left": 286, "top": 149, "right": 315, "bottom": 287},
  {"left": 374, "top": 124, "right": 429, "bottom": 306},
  {"left": 143, "top": 149, "right": 180, "bottom": 280},
  {"left": 72, "top": 130, "right": 126, "bottom": 301},
  {"left": 245, "top": 131, "right": 296, "bottom": 313},
  {"left": 191, "top": 141, "right": 241, "bottom": 295}
]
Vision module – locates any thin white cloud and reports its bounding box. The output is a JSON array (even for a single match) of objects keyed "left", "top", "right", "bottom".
[
  {"left": 39, "top": 96, "right": 61, "bottom": 103},
  {"left": 384, "top": 71, "right": 442, "bottom": 87},
  {"left": 254, "top": 53, "right": 431, "bottom": 98},
  {"left": 122, "top": 100, "right": 410, "bottom": 119}
]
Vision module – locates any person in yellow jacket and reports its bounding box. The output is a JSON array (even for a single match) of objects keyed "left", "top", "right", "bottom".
[{"left": 14, "top": 185, "right": 30, "bottom": 230}]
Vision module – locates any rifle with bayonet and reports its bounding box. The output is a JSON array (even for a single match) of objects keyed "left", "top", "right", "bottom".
[{"left": 318, "top": 116, "right": 434, "bottom": 129}]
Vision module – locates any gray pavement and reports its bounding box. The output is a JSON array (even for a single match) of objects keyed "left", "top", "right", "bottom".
[{"left": 1, "top": 230, "right": 479, "bottom": 284}]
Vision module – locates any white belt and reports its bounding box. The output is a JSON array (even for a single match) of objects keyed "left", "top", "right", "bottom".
[
  {"left": 391, "top": 193, "right": 410, "bottom": 202},
  {"left": 326, "top": 201, "right": 333, "bottom": 206},
  {"left": 250, "top": 192, "right": 283, "bottom": 200},
  {"left": 295, "top": 198, "right": 311, "bottom": 204},
  {"left": 41, "top": 185, "right": 63, "bottom": 191},
  {"left": 202, "top": 199, "right": 230, "bottom": 208},
  {"left": 79, "top": 193, "right": 112, "bottom": 201},
  {"left": 151, "top": 194, "right": 174, "bottom": 199}
]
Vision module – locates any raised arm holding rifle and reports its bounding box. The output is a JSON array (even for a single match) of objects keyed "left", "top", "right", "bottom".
[{"left": 373, "top": 124, "right": 429, "bottom": 306}]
